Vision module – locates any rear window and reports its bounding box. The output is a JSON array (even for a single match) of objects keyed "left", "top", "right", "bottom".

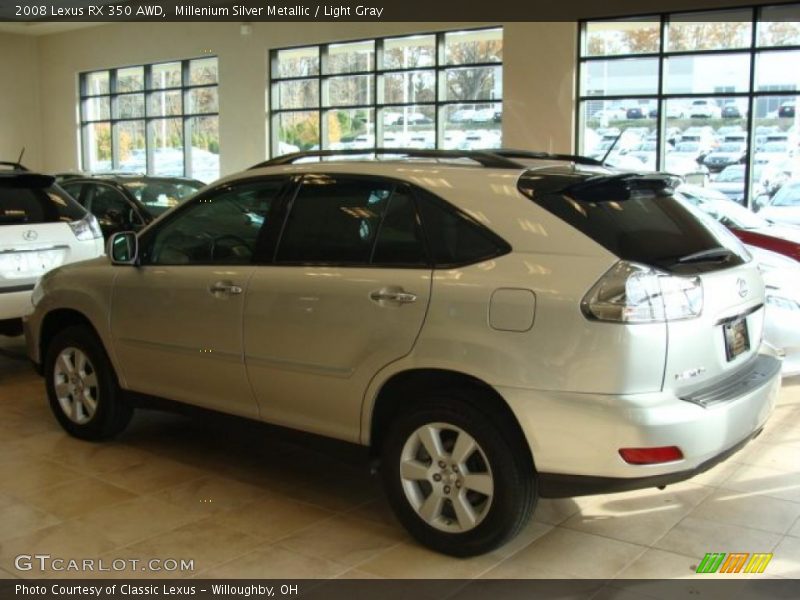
[
  {"left": 0, "top": 179, "right": 86, "bottom": 225},
  {"left": 518, "top": 173, "right": 748, "bottom": 274}
]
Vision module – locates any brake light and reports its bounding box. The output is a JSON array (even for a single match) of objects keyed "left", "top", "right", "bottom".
[
  {"left": 619, "top": 446, "right": 684, "bottom": 465},
  {"left": 581, "top": 261, "right": 703, "bottom": 323}
]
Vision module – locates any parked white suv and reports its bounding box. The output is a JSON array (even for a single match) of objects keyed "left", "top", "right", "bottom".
[
  {"left": 24, "top": 149, "right": 780, "bottom": 556},
  {"left": 1, "top": 163, "right": 104, "bottom": 336}
]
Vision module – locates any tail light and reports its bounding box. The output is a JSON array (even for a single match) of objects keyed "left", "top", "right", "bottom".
[
  {"left": 68, "top": 214, "right": 103, "bottom": 241},
  {"left": 581, "top": 261, "right": 703, "bottom": 324}
]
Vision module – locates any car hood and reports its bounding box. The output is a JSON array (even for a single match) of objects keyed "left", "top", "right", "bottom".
[
  {"left": 710, "top": 182, "right": 744, "bottom": 192},
  {"left": 759, "top": 206, "right": 800, "bottom": 226},
  {"left": 752, "top": 224, "right": 800, "bottom": 243}
]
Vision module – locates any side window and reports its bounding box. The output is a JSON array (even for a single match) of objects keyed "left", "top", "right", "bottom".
[
  {"left": 88, "top": 185, "right": 129, "bottom": 224},
  {"left": 145, "top": 179, "right": 284, "bottom": 265},
  {"left": 372, "top": 188, "right": 428, "bottom": 266},
  {"left": 415, "top": 189, "right": 510, "bottom": 267},
  {"left": 276, "top": 177, "right": 393, "bottom": 265}
]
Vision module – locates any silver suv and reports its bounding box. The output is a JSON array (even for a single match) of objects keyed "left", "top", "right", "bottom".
[{"left": 24, "top": 149, "right": 781, "bottom": 556}]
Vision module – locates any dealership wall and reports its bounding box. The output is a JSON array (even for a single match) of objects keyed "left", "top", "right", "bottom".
[
  {"left": 26, "top": 20, "right": 577, "bottom": 176},
  {"left": 0, "top": 33, "right": 42, "bottom": 170},
  {"left": 2, "top": 0, "right": 786, "bottom": 176}
]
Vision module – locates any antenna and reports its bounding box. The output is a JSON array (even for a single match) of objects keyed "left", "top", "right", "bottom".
[
  {"left": 600, "top": 132, "right": 623, "bottom": 166},
  {"left": 17, "top": 147, "right": 25, "bottom": 166}
]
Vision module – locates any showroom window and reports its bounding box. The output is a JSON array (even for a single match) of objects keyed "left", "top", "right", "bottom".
[
  {"left": 269, "top": 27, "right": 503, "bottom": 155},
  {"left": 79, "top": 57, "right": 220, "bottom": 183},
  {"left": 577, "top": 5, "right": 800, "bottom": 207}
]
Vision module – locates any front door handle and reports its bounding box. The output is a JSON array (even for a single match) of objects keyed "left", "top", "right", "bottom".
[
  {"left": 209, "top": 281, "right": 243, "bottom": 296},
  {"left": 370, "top": 287, "right": 417, "bottom": 305}
]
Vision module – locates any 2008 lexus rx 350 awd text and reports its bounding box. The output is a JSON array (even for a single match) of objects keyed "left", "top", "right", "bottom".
[{"left": 24, "top": 149, "right": 781, "bottom": 557}]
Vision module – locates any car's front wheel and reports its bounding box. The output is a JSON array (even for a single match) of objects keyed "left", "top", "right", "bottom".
[
  {"left": 381, "top": 393, "right": 536, "bottom": 556},
  {"left": 44, "top": 325, "right": 133, "bottom": 441}
]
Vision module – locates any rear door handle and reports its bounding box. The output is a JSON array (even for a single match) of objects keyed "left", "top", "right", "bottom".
[
  {"left": 369, "top": 288, "right": 417, "bottom": 305},
  {"left": 209, "top": 281, "right": 243, "bottom": 296}
]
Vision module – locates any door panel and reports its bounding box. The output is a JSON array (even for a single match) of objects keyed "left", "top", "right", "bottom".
[
  {"left": 244, "top": 175, "right": 432, "bottom": 441},
  {"left": 111, "top": 266, "right": 257, "bottom": 416},
  {"left": 244, "top": 266, "right": 431, "bottom": 440},
  {"left": 109, "top": 178, "right": 287, "bottom": 417}
]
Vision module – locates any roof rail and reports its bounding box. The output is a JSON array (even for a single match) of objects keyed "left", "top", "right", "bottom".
[
  {"left": 250, "top": 148, "right": 523, "bottom": 170},
  {"left": 490, "top": 149, "right": 604, "bottom": 167},
  {"left": 0, "top": 161, "right": 29, "bottom": 171}
]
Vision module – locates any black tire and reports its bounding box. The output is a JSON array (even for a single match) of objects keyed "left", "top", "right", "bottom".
[
  {"left": 44, "top": 324, "right": 133, "bottom": 441},
  {"left": 381, "top": 391, "right": 536, "bottom": 557}
]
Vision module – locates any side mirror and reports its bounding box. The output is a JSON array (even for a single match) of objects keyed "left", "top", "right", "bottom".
[{"left": 108, "top": 231, "right": 138, "bottom": 265}]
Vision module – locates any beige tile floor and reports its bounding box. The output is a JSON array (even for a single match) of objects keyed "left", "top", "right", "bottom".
[{"left": 1, "top": 335, "right": 799, "bottom": 580}]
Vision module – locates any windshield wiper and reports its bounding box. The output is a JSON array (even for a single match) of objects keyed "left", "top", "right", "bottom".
[{"left": 677, "top": 247, "right": 734, "bottom": 264}]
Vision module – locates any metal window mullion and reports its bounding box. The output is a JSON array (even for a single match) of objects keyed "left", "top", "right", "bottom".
[
  {"left": 656, "top": 14, "right": 667, "bottom": 171},
  {"left": 744, "top": 7, "right": 759, "bottom": 209},
  {"left": 374, "top": 38, "right": 384, "bottom": 150},
  {"left": 435, "top": 32, "right": 444, "bottom": 148},
  {"left": 109, "top": 70, "right": 120, "bottom": 170},
  {"left": 182, "top": 60, "right": 189, "bottom": 177},
  {"left": 320, "top": 46, "right": 328, "bottom": 149},
  {"left": 575, "top": 22, "right": 585, "bottom": 153}
]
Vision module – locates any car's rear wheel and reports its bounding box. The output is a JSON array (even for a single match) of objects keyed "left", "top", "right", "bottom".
[
  {"left": 381, "top": 392, "right": 536, "bottom": 556},
  {"left": 44, "top": 325, "right": 133, "bottom": 440}
]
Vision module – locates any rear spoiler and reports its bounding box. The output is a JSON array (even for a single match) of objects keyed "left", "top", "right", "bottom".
[
  {"left": 563, "top": 173, "right": 682, "bottom": 202},
  {"left": 0, "top": 173, "right": 56, "bottom": 189}
]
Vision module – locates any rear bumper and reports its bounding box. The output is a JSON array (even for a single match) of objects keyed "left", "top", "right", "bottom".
[{"left": 497, "top": 353, "right": 781, "bottom": 496}]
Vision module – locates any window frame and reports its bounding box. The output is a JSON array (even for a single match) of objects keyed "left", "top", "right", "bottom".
[
  {"left": 576, "top": 4, "right": 800, "bottom": 208},
  {"left": 269, "top": 26, "right": 504, "bottom": 155},
  {"left": 79, "top": 57, "right": 219, "bottom": 180},
  {"left": 137, "top": 175, "right": 293, "bottom": 267}
]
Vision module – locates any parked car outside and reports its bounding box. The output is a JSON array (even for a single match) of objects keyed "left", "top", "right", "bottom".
[
  {"left": 759, "top": 180, "right": 800, "bottom": 226},
  {"left": 60, "top": 175, "right": 205, "bottom": 239},
  {"left": 25, "top": 150, "right": 780, "bottom": 557},
  {"left": 0, "top": 162, "right": 103, "bottom": 336},
  {"left": 677, "top": 184, "right": 800, "bottom": 262},
  {"left": 689, "top": 99, "right": 722, "bottom": 119},
  {"left": 778, "top": 100, "right": 796, "bottom": 119},
  {"left": 702, "top": 142, "right": 747, "bottom": 173},
  {"left": 747, "top": 245, "right": 800, "bottom": 376},
  {"left": 711, "top": 164, "right": 748, "bottom": 203},
  {"left": 721, "top": 103, "right": 742, "bottom": 119}
]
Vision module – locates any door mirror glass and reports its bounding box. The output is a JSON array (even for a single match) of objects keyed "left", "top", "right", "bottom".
[{"left": 109, "top": 231, "right": 138, "bottom": 265}]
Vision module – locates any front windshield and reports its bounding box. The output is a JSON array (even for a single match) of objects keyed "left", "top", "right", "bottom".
[
  {"left": 717, "top": 167, "right": 745, "bottom": 182},
  {"left": 122, "top": 179, "right": 203, "bottom": 216},
  {"left": 772, "top": 183, "right": 800, "bottom": 207},
  {"left": 762, "top": 142, "right": 787, "bottom": 152},
  {"left": 718, "top": 143, "right": 743, "bottom": 153}
]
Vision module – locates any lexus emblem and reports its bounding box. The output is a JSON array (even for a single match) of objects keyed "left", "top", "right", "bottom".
[
  {"left": 22, "top": 230, "right": 38, "bottom": 241},
  {"left": 737, "top": 278, "right": 749, "bottom": 298}
]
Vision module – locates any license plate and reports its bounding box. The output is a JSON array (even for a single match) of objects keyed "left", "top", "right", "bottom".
[
  {"left": 723, "top": 318, "right": 750, "bottom": 362},
  {"left": 0, "top": 248, "right": 66, "bottom": 280}
]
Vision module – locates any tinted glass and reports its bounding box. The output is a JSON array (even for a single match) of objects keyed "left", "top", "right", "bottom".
[
  {"left": 517, "top": 173, "right": 748, "bottom": 273},
  {"left": 372, "top": 189, "right": 427, "bottom": 266},
  {"left": 88, "top": 185, "right": 129, "bottom": 225},
  {"left": 147, "top": 180, "right": 284, "bottom": 265},
  {"left": 772, "top": 183, "right": 800, "bottom": 207},
  {"left": 415, "top": 188, "right": 509, "bottom": 267},
  {"left": 0, "top": 182, "right": 85, "bottom": 225},
  {"left": 277, "top": 177, "right": 393, "bottom": 264},
  {"left": 121, "top": 179, "right": 203, "bottom": 216}
]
